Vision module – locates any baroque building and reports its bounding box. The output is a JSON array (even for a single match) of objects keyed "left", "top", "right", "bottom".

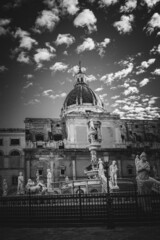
[
  {"left": 24, "top": 67, "right": 160, "bottom": 185},
  {"left": 1, "top": 66, "right": 160, "bottom": 190}
]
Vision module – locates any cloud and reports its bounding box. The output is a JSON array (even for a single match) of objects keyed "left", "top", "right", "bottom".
[
  {"left": 14, "top": 28, "right": 38, "bottom": 50},
  {"left": 140, "top": 58, "right": 155, "bottom": 68},
  {"left": 0, "top": 18, "right": 11, "bottom": 35},
  {"left": 150, "top": 44, "right": 160, "bottom": 54},
  {"left": 95, "top": 87, "right": 103, "bottom": 92},
  {"left": 23, "top": 82, "right": 33, "bottom": 89},
  {"left": 55, "top": 33, "right": 75, "bottom": 47},
  {"left": 17, "top": 52, "right": 30, "bottom": 63},
  {"left": 99, "top": 93, "right": 107, "bottom": 101},
  {"left": 34, "top": 48, "right": 56, "bottom": 68},
  {"left": 0, "top": 65, "right": 8, "bottom": 72},
  {"left": 43, "top": 0, "right": 57, "bottom": 8},
  {"left": 24, "top": 98, "right": 40, "bottom": 105},
  {"left": 60, "top": 0, "right": 79, "bottom": 15},
  {"left": 76, "top": 38, "right": 95, "bottom": 54},
  {"left": 113, "top": 14, "right": 134, "bottom": 34},
  {"left": 74, "top": 9, "right": 97, "bottom": 33},
  {"left": 100, "top": 63, "right": 133, "bottom": 85},
  {"left": 152, "top": 68, "right": 160, "bottom": 75},
  {"left": 68, "top": 65, "right": 86, "bottom": 75},
  {"left": 139, "top": 78, "right": 150, "bottom": 87},
  {"left": 97, "top": 38, "right": 111, "bottom": 57},
  {"left": 45, "top": 42, "right": 56, "bottom": 52},
  {"left": 35, "top": 9, "right": 59, "bottom": 32},
  {"left": 120, "top": 0, "right": 137, "bottom": 12},
  {"left": 42, "top": 89, "right": 53, "bottom": 96},
  {"left": 24, "top": 74, "right": 33, "bottom": 79},
  {"left": 48, "top": 92, "right": 67, "bottom": 100},
  {"left": 123, "top": 86, "right": 139, "bottom": 95},
  {"left": 99, "top": 0, "right": 118, "bottom": 7},
  {"left": 50, "top": 62, "right": 68, "bottom": 72},
  {"left": 86, "top": 74, "right": 97, "bottom": 82},
  {"left": 111, "top": 95, "right": 120, "bottom": 99},
  {"left": 146, "top": 13, "right": 160, "bottom": 34},
  {"left": 136, "top": 58, "right": 155, "bottom": 74},
  {"left": 143, "top": 0, "right": 160, "bottom": 9}
]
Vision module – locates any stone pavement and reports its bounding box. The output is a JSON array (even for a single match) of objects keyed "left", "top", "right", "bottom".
[{"left": 1, "top": 226, "right": 160, "bottom": 240}]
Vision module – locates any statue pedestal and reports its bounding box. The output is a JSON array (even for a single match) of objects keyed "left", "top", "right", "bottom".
[{"left": 84, "top": 169, "right": 99, "bottom": 179}]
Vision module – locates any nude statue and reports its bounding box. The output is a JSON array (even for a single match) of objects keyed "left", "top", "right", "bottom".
[
  {"left": 110, "top": 160, "right": 118, "bottom": 187},
  {"left": 17, "top": 172, "right": 24, "bottom": 194}
]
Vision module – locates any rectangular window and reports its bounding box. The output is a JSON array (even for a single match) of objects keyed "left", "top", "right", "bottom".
[
  {"left": 12, "top": 176, "right": 18, "bottom": 185},
  {"left": 10, "top": 139, "right": 20, "bottom": 146},
  {"left": 0, "top": 139, "right": 3, "bottom": 146}
]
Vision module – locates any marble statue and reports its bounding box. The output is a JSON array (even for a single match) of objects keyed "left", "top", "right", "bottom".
[
  {"left": 109, "top": 160, "right": 118, "bottom": 187},
  {"left": 47, "top": 168, "right": 52, "bottom": 190},
  {"left": 98, "top": 158, "right": 105, "bottom": 176},
  {"left": 2, "top": 178, "right": 8, "bottom": 196},
  {"left": 90, "top": 119, "right": 95, "bottom": 130},
  {"left": 17, "top": 172, "right": 24, "bottom": 194}
]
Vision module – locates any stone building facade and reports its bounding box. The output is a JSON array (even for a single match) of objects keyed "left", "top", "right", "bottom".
[
  {"left": 1, "top": 67, "right": 160, "bottom": 189},
  {"left": 0, "top": 129, "right": 25, "bottom": 191},
  {"left": 24, "top": 68, "right": 160, "bottom": 184}
]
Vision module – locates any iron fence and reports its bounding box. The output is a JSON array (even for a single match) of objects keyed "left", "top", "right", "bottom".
[{"left": 0, "top": 191, "right": 160, "bottom": 228}]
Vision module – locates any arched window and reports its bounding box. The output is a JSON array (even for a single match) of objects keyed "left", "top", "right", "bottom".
[{"left": 10, "top": 150, "right": 20, "bottom": 156}]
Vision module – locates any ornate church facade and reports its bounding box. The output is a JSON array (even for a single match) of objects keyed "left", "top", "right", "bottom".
[
  {"left": 1, "top": 67, "right": 160, "bottom": 189},
  {"left": 23, "top": 67, "right": 160, "bottom": 184}
]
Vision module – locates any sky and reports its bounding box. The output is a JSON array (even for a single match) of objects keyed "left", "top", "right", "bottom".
[{"left": 0, "top": 0, "right": 160, "bottom": 128}]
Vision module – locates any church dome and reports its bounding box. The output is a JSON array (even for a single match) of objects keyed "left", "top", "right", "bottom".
[{"left": 61, "top": 64, "right": 105, "bottom": 116}]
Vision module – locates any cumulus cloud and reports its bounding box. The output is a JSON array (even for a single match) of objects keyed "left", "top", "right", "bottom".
[
  {"left": 123, "top": 86, "right": 139, "bottom": 95},
  {"left": 136, "top": 58, "right": 155, "bottom": 74},
  {"left": 48, "top": 92, "right": 67, "bottom": 100},
  {"left": 95, "top": 87, "right": 103, "bottom": 92},
  {"left": 0, "top": 18, "right": 11, "bottom": 35},
  {"left": 86, "top": 74, "right": 97, "bottom": 82},
  {"left": 14, "top": 28, "right": 38, "bottom": 50},
  {"left": 113, "top": 14, "right": 134, "bottom": 34},
  {"left": 68, "top": 65, "right": 86, "bottom": 75},
  {"left": 50, "top": 62, "right": 68, "bottom": 72},
  {"left": 143, "top": 0, "right": 160, "bottom": 9},
  {"left": 34, "top": 48, "right": 56, "bottom": 68},
  {"left": 35, "top": 10, "right": 59, "bottom": 32},
  {"left": 0, "top": 65, "right": 8, "bottom": 72},
  {"left": 55, "top": 33, "right": 75, "bottom": 47},
  {"left": 120, "top": 0, "right": 137, "bottom": 12},
  {"left": 76, "top": 38, "right": 95, "bottom": 54},
  {"left": 74, "top": 9, "right": 97, "bottom": 33},
  {"left": 146, "top": 13, "right": 160, "bottom": 34},
  {"left": 45, "top": 42, "right": 56, "bottom": 52},
  {"left": 150, "top": 44, "right": 160, "bottom": 54},
  {"left": 60, "top": 0, "right": 79, "bottom": 15},
  {"left": 17, "top": 52, "right": 30, "bottom": 63},
  {"left": 152, "top": 68, "right": 160, "bottom": 75},
  {"left": 139, "top": 78, "right": 150, "bottom": 87},
  {"left": 140, "top": 58, "right": 155, "bottom": 68},
  {"left": 99, "top": 0, "right": 118, "bottom": 6},
  {"left": 97, "top": 38, "right": 111, "bottom": 57},
  {"left": 100, "top": 63, "right": 133, "bottom": 85},
  {"left": 42, "top": 89, "right": 53, "bottom": 96}
]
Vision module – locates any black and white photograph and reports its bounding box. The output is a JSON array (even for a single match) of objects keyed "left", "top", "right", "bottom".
[{"left": 1, "top": 0, "right": 160, "bottom": 239}]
